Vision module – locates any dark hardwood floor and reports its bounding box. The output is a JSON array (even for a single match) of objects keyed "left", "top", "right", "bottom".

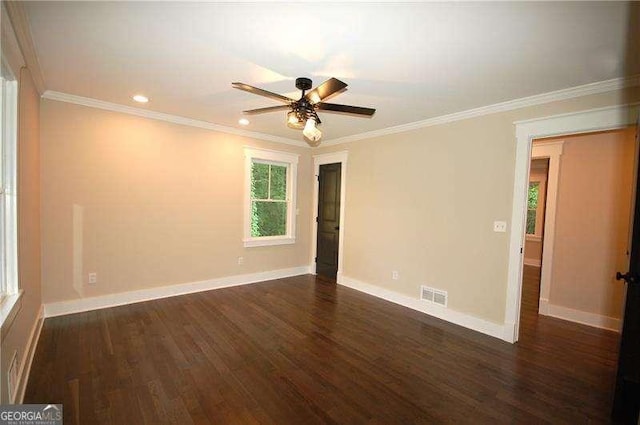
[{"left": 25, "top": 268, "right": 620, "bottom": 424}]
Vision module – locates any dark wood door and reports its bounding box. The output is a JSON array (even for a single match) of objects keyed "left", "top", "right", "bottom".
[
  {"left": 316, "top": 163, "right": 341, "bottom": 280},
  {"left": 612, "top": 120, "right": 640, "bottom": 424}
]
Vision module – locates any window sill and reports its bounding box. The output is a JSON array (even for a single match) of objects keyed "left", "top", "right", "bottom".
[
  {"left": 526, "top": 234, "right": 542, "bottom": 242},
  {"left": 244, "top": 237, "right": 296, "bottom": 248},
  {"left": 0, "top": 289, "right": 23, "bottom": 342}
]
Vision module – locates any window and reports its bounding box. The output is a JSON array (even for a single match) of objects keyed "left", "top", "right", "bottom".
[
  {"left": 244, "top": 148, "right": 298, "bottom": 247},
  {"left": 0, "top": 70, "right": 19, "bottom": 302},
  {"left": 526, "top": 182, "right": 539, "bottom": 235}
]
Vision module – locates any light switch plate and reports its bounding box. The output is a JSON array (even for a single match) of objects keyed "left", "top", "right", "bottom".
[{"left": 493, "top": 221, "right": 507, "bottom": 232}]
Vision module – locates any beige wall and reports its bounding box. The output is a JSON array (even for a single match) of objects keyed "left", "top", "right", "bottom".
[
  {"left": 524, "top": 160, "right": 549, "bottom": 264},
  {"left": 0, "top": 68, "right": 42, "bottom": 404},
  {"left": 316, "top": 87, "right": 639, "bottom": 325},
  {"left": 546, "top": 128, "right": 636, "bottom": 320},
  {"left": 40, "top": 100, "right": 312, "bottom": 304},
  {"left": 38, "top": 85, "right": 640, "bottom": 329}
]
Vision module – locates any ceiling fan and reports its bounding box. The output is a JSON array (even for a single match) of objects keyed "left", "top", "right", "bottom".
[{"left": 232, "top": 77, "right": 375, "bottom": 146}]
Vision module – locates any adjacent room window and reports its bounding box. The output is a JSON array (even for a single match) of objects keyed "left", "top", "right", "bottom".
[
  {"left": 526, "top": 182, "right": 540, "bottom": 235},
  {"left": 243, "top": 148, "right": 298, "bottom": 247},
  {"left": 0, "top": 71, "right": 19, "bottom": 301}
]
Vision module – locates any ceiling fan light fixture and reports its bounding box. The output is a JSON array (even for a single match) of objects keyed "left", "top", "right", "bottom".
[
  {"left": 303, "top": 116, "right": 322, "bottom": 144},
  {"left": 232, "top": 77, "right": 374, "bottom": 147},
  {"left": 286, "top": 110, "right": 305, "bottom": 129}
]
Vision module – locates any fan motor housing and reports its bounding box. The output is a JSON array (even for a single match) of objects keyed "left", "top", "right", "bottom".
[{"left": 295, "top": 77, "right": 313, "bottom": 91}]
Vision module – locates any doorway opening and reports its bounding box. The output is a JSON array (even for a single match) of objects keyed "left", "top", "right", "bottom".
[
  {"left": 505, "top": 104, "right": 638, "bottom": 343},
  {"left": 517, "top": 129, "right": 636, "bottom": 341}
]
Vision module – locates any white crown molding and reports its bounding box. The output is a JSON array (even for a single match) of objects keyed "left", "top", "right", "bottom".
[
  {"left": 42, "top": 75, "right": 639, "bottom": 149},
  {"left": 321, "top": 75, "right": 640, "bottom": 147},
  {"left": 44, "top": 266, "right": 311, "bottom": 318},
  {"left": 41, "top": 90, "right": 308, "bottom": 148},
  {"left": 3, "top": 1, "right": 46, "bottom": 94}
]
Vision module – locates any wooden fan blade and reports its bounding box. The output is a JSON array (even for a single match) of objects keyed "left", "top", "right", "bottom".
[
  {"left": 317, "top": 102, "right": 376, "bottom": 116},
  {"left": 305, "top": 78, "right": 348, "bottom": 104},
  {"left": 232, "top": 82, "right": 295, "bottom": 103},
  {"left": 243, "top": 105, "right": 291, "bottom": 115}
]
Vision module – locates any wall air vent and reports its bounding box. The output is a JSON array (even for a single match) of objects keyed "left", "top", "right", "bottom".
[
  {"left": 420, "top": 286, "right": 434, "bottom": 302},
  {"left": 420, "top": 285, "right": 448, "bottom": 307}
]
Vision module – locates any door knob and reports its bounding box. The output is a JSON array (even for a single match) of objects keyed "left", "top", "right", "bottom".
[{"left": 616, "top": 272, "right": 638, "bottom": 285}]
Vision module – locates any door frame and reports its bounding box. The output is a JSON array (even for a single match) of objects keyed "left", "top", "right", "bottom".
[
  {"left": 504, "top": 104, "right": 638, "bottom": 343},
  {"left": 310, "top": 151, "right": 348, "bottom": 281}
]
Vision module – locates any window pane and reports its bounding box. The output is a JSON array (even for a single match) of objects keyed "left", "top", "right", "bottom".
[
  {"left": 526, "top": 209, "right": 536, "bottom": 234},
  {"left": 251, "top": 162, "right": 269, "bottom": 199},
  {"left": 528, "top": 182, "right": 539, "bottom": 210},
  {"left": 251, "top": 201, "right": 286, "bottom": 237},
  {"left": 270, "top": 165, "right": 287, "bottom": 200}
]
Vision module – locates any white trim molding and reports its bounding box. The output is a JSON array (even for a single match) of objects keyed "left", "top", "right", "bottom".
[
  {"left": 339, "top": 275, "right": 509, "bottom": 342},
  {"left": 43, "top": 76, "right": 640, "bottom": 150},
  {"left": 3, "top": 1, "right": 46, "bottom": 94},
  {"left": 15, "top": 304, "right": 44, "bottom": 403},
  {"left": 0, "top": 290, "right": 23, "bottom": 338},
  {"left": 505, "top": 103, "right": 639, "bottom": 343},
  {"left": 531, "top": 140, "right": 564, "bottom": 316},
  {"left": 322, "top": 76, "right": 640, "bottom": 147},
  {"left": 523, "top": 259, "right": 542, "bottom": 267},
  {"left": 44, "top": 266, "right": 311, "bottom": 318},
  {"left": 525, "top": 234, "right": 542, "bottom": 242},
  {"left": 42, "top": 91, "right": 306, "bottom": 148},
  {"left": 538, "top": 298, "right": 621, "bottom": 332},
  {"left": 311, "top": 151, "right": 348, "bottom": 279}
]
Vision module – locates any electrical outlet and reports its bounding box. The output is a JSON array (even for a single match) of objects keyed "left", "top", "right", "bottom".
[
  {"left": 392, "top": 271, "right": 399, "bottom": 280},
  {"left": 493, "top": 221, "right": 507, "bottom": 233},
  {"left": 88, "top": 272, "right": 97, "bottom": 285},
  {"left": 238, "top": 256, "right": 244, "bottom": 265}
]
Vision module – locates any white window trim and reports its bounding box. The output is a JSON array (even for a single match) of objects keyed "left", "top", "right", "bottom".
[
  {"left": 243, "top": 147, "right": 299, "bottom": 248},
  {"left": 0, "top": 71, "right": 21, "bottom": 331}
]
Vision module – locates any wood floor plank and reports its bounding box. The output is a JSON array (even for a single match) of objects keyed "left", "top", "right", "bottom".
[{"left": 25, "top": 270, "right": 619, "bottom": 424}]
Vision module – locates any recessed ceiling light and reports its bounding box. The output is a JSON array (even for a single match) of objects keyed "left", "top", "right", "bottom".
[
  {"left": 132, "top": 94, "right": 149, "bottom": 103},
  {"left": 238, "top": 118, "right": 250, "bottom": 126}
]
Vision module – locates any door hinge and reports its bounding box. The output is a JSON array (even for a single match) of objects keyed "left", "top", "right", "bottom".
[
  {"left": 314, "top": 257, "right": 317, "bottom": 263},
  {"left": 520, "top": 247, "right": 523, "bottom": 254},
  {"left": 315, "top": 216, "right": 318, "bottom": 223},
  {"left": 317, "top": 175, "right": 320, "bottom": 181}
]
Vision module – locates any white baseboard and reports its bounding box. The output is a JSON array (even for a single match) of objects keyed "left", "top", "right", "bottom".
[
  {"left": 44, "top": 266, "right": 311, "bottom": 318},
  {"left": 502, "top": 321, "right": 517, "bottom": 343},
  {"left": 538, "top": 297, "right": 550, "bottom": 315},
  {"left": 538, "top": 298, "right": 621, "bottom": 332},
  {"left": 523, "top": 258, "right": 542, "bottom": 267},
  {"left": 16, "top": 304, "right": 44, "bottom": 403},
  {"left": 339, "top": 276, "right": 510, "bottom": 342}
]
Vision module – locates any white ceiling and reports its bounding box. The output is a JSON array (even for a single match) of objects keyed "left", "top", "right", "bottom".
[{"left": 24, "top": 1, "right": 636, "bottom": 143}]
